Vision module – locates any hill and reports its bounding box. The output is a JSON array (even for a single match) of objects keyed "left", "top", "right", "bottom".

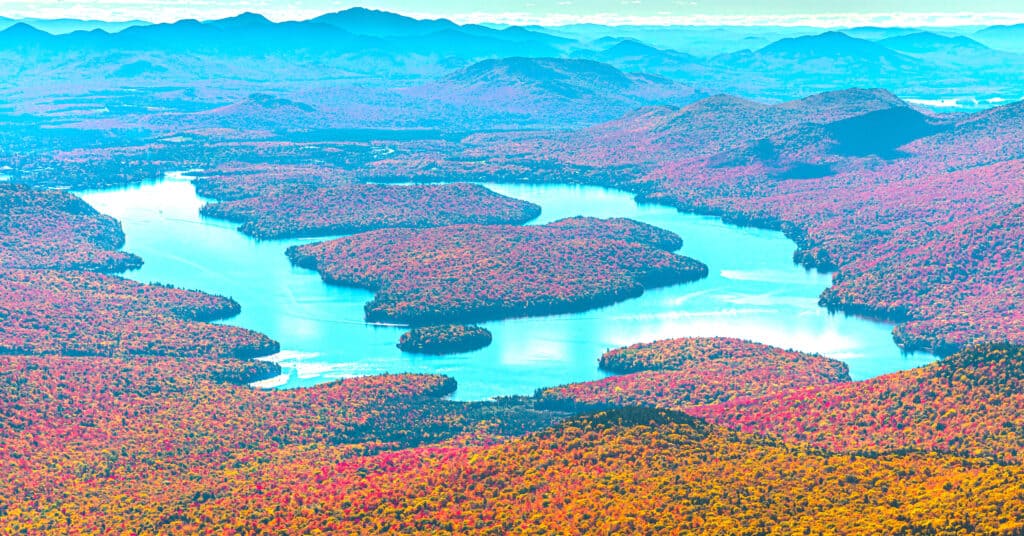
[
  {"left": 407, "top": 57, "right": 700, "bottom": 127},
  {"left": 720, "top": 31, "right": 923, "bottom": 80},
  {"left": 879, "top": 31, "right": 990, "bottom": 54},
  {"left": 974, "top": 23, "right": 1024, "bottom": 53},
  {"left": 571, "top": 39, "right": 702, "bottom": 78},
  {"left": 695, "top": 344, "right": 1024, "bottom": 462}
]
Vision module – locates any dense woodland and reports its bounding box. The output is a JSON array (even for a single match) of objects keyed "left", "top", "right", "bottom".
[
  {"left": 288, "top": 217, "right": 706, "bottom": 325},
  {"left": 0, "top": 184, "right": 141, "bottom": 272},
  {"left": 693, "top": 344, "right": 1024, "bottom": 463},
  {"left": 0, "top": 181, "right": 1023, "bottom": 532},
  {"left": 4, "top": 8, "right": 1024, "bottom": 533},
  {"left": 356, "top": 89, "right": 1024, "bottom": 355},
  {"left": 539, "top": 338, "right": 851, "bottom": 411},
  {"left": 0, "top": 269, "right": 277, "bottom": 359},
  {"left": 200, "top": 182, "right": 541, "bottom": 239},
  {"left": 397, "top": 324, "right": 493, "bottom": 354}
]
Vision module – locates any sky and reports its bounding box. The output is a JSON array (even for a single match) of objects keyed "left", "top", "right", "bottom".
[{"left": 3, "top": 0, "right": 1024, "bottom": 27}]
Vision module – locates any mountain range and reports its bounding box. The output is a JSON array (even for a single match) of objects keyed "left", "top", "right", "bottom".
[{"left": 2, "top": 8, "right": 1024, "bottom": 127}]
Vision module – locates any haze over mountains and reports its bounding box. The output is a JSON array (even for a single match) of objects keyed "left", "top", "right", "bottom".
[
  {"left": 2, "top": 7, "right": 1024, "bottom": 134},
  {"left": 7, "top": 5, "right": 1024, "bottom": 534}
]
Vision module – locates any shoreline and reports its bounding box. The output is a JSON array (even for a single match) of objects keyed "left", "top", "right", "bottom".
[{"left": 77, "top": 171, "right": 937, "bottom": 400}]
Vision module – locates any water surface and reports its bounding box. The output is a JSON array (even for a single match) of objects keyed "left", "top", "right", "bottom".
[{"left": 79, "top": 173, "right": 934, "bottom": 400}]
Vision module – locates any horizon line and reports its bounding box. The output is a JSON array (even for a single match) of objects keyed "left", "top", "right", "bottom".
[{"left": 4, "top": 8, "right": 1024, "bottom": 29}]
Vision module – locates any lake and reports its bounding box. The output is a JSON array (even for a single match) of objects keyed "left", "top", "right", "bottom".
[{"left": 78, "top": 172, "right": 935, "bottom": 400}]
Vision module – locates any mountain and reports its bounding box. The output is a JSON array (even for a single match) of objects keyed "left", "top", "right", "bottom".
[
  {"left": 973, "top": 23, "right": 1024, "bottom": 53},
  {"left": 205, "top": 12, "right": 274, "bottom": 30},
  {"left": 114, "top": 18, "right": 368, "bottom": 55},
  {"left": 310, "top": 8, "right": 572, "bottom": 55},
  {"left": 529, "top": 23, "right": 813, "bottom": 56},
  {"left": 879, "top": 31, "right": 990, "bottom": 54},
  {"left": 716, "top": 89, "right": 951, "bottom": 182},
  {"left": 711, "top": 31, "right": 931, "bottom": 99},
  {"left": 748, "top": 31, "right": 918, "bottom": 67},
  {"left": 407, "top": 57, "right": 700, "bottom": 128},
  {"left": 572, "top": 39, "right": 702, "bottom": 79},
  {"left": 149, "top": 93, "right": 322, "bottom": 133},
  {"left": 774, "top": 87, "right": 910, "bottom": 120},
  {"left": 584, "top": 88, "right": 933, "bottom": 168},
  {"left": 841, "top": 26, "right": 923, "bottom": 40},
  {"left": 460, "top": 24, "right": 574, "bottom": 47},
  {"left": 0, "top": 18, "right": 149, "bottom": 34},
  {"left": 0, "top": 22, "right": 54, "bottom": 49},
  {"left": 310, "top": 7, "right": 458, "bottom": 37},
  {"left": 0, "top": 9, "right": 571, "bottom": 76},
  {"left": 438, "top": 57, "right": 665, "bottom": 98}
]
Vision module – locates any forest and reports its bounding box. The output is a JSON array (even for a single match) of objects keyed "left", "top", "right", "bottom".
[
  {"left": 539, "top": 338, "right": 851, "bottom": 411},
  {"left": 397, "top": 324, "right": 493, "bottom": 354},
  {"left": 288, "top": 217, "right": 707, "bottom": 326},
  {"left": 200, "top": 182, "right": 541, "bottom": 239},
  {"left": 0, "top": 184, "right": 142, "bottom": 273},
  {"left": 4, "top": 6, "right": 1024, "bottom": 533}
]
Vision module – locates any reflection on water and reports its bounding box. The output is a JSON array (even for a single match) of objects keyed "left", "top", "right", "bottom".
[{"left": 78, "top": 172, "right": 935, "bottom": 400}]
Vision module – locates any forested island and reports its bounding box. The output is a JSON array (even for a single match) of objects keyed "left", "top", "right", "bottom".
[
  {"left": 397, "top": 325, "right": 493, "bottom": 354},
  {"left": 288, "top": 217, "right": 708, "bottom": 325}
]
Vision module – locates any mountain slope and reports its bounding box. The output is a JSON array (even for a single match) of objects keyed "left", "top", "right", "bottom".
[
  {"left": 310, "top": 7, "right": 458, "bottom": 37},
  {"left": 879, "top": 31, "right": 990, "bottom": 54},
  {"left": 407, "top": 57, "right": 700, "bottom": 127},
  {"left": 572, "top": 39, "right": 702, "bottom": 79},
  {"left": 974, "top": 23, "right": 1024, "bottom": 53}
]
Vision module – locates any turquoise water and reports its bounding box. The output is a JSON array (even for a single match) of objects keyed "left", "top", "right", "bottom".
[{"left": 79, "top": 172, "right": 935, "bottom": 400}]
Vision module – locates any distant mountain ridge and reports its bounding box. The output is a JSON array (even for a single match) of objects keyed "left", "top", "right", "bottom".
[
  {"left": 0, "top": 8, "right": 571, "bottom": 59},
  {"left": 741, "top": 31, "right": 919, "bottom": 68},
  {"left": 0, "top": 17, "right": 149, "bottom": 34},
  {"left": 879, "top": 31, "right": 990, "bottom": 53},
  {"left": 404, "top": 57, "right": 701, "bottom": 128},
  {"left": 2, "top": 9, "right": 1024, "bottom": 116}
]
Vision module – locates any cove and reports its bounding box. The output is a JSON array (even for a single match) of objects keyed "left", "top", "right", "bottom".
[{"left": 78, "top": 172, "right": 936, "bottom": 400}]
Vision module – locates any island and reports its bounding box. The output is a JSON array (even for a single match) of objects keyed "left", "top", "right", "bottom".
[
  {"left": 288, "top": 217, "right": 708, "bottom": 325},
  {"left": 397, "top": 324, "right": 493, "bottom": 354}
]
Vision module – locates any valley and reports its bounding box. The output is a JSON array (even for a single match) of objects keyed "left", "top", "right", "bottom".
[{"left": 3, "top": 5, "right": 1024, "bottom": 534}]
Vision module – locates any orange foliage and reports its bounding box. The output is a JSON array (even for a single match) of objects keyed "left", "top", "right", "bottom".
[
  {"left": 693, "top": 344, "right": 1024, "bottom": 462},
  {"left": 94, "top": 409, "right": 1024, "bottom": 535},
  {"left": 0, "top": 184, "right": 141, "bottom": 272},
  {"left": 201, "top": 182, "right": 541, "bottom": 239},
  {"left": 540, "top": 337, "right": 849, "bottom": 410},
  {"left": 0, "top": 269, "right": 277, "bottom": 359},
  {"left": 289, "top": 217, "right": 706, "bottom": 325},
  {"left": 0, "top": 355, "right": 564, "bottom": 534}
]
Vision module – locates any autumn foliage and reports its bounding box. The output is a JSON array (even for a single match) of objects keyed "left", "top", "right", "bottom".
[
  {"left": 540, "top": 337, "right": 850, "bottom": 411},
  {"left": 0, "top": 355, "right": 567, "bottom": 534},
  {"left": 0, "top": 183, "right": 142, "bottom": 272},
  {"left": 6, "top": 88, "right": 1024, "bottom": 534},
  {"left": 397, "top": 324, "right": 493, "bottom": 354},
  {"left": 76, "top": 408, "right": 1024, "bottom": 535},
  {"left": 200, "top": 182, "right": 542, "bottom": 239},
  {"left": 363, "top": 91, "right": 1024, "bottom": 355},
  {"left": 288, "top": 217, "right": 707, "bottom": 325},
  {"left": 693, "top": 343, "right": 1024, "bottom": 463},
  {"left": 0, "top": 269, "right": 277, "bottom": 359}
]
